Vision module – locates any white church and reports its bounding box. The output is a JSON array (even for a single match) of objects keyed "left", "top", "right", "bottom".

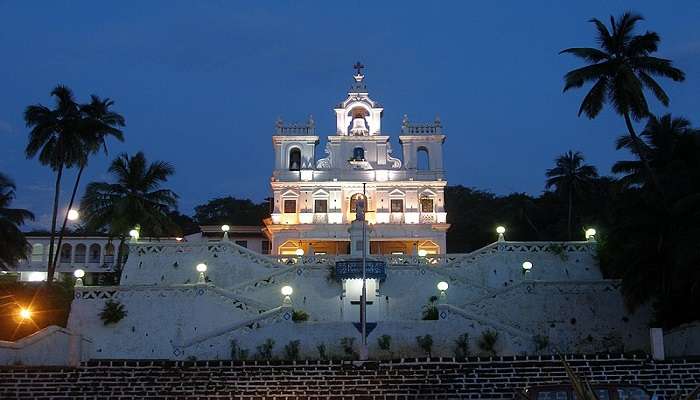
[
  {"left": 265, "top": 63, "right": 448, "bottom": 257},
  {"left": 7, "top": 65, "right": 656, "bottom": 363}
]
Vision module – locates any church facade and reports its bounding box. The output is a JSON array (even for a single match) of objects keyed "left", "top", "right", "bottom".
[{"left": 264, "top": 66, "right": 449, "bottom": 256}]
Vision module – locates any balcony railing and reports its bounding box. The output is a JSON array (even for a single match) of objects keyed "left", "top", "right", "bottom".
[{"left": 313, "top": 213, "right": 328, "bottom": 224}]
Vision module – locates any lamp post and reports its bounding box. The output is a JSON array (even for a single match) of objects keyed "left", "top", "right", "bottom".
[
  {"left": 221, "top": 224, "right": 230, "bottom": 241},
  {"left": 522, "top": 261, "right": 533, "bottom": 274},
  {"left": 585, "top": 228, "right": 597, "bottom": 241},
  {"left": 281, "top": 285, "right": 293, "bottom": 305},
  {"left": 437, "top": 281, "right": 448, "bottom": 303},
  {"left": 360, "top": 182, "right": 368, "bottom": 360},
  {"left": 74, "top": 269, "right": 85, "bottom": 287},
  {"left": 496, "top": 226, "right": 506, "bottom": 241},
  {"left": 196, "top": 263, "right": 207, "bottom": 284},
  {"left": 129, "top": 227, "right": 140, "bottom": 243}
]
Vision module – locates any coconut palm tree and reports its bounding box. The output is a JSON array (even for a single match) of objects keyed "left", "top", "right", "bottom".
[
  {"left": 0, "top": 173, "right": 34, "bottom": 270},
  {"left": 24, "top": 85, "right": 84, "bottom": 281},
  {"left": 561, "top": 12, "right": 685, "bottom": 193},
  {"left": 80, "top": 152, "right": 179, "bottom": 271},
  {"left": 546, "top": 151, "right": 598, "bottom": 240},
  {"left": 51, "top": 95, "right": 125, "bottom": 269},
  {"left": 613, "top": 114, "right": 697, "bottom": 188}
]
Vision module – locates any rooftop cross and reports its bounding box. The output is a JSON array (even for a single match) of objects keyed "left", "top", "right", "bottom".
[{"left": 353, "top": 61, "right": 365, "bottom": 76}]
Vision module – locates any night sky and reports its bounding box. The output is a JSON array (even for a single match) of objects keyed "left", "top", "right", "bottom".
[{"left": 1, "top": 1, "right": 699, "bottom": 229}]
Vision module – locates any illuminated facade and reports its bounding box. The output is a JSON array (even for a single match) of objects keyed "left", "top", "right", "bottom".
[{"left": 264, "top": 65, "right": 449, "bottom": 255}]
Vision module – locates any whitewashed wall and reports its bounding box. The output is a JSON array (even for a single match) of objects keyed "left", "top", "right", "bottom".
[{"left": 0, "top": 326, "right": 90, "bottom": 366}]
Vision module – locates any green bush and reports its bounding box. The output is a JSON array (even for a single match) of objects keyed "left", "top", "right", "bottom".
[
  {"left": 377, "top": 334, "right": 392, "bottom": 357},
  {"left": 478, "top": 330, "right": 499, "bottom": 356},
  {"left": 99, "top": 300, "right": 127, "bottom": 325},
  {"left": 340, "top": 337, "right": 355, "bottom": 358},
  {"left": 230, "top": 339, "right": 249, "bottom": 360},
  {"left": 454, "top": 333, "right": 470, "bottom": 360},
  {"left": 534, "top": 334, "right": 549, "bottom": 352},
  {"left": 421, "top": 295, "right": 439, "bottom": 320},
  {"left": 255, "top": 338, "right": 275, "bottom": 360},
  {"left": 416, "top": 334, "right": 433, "bottom": 357},
  {"left": 284, "top": 340, "right": 300, "bottom": 360},
  {"left": 292, "top": 309, "right": 309, "bottom": 322},
  {"left": 316, "top": 343, "right": 328, "bottom": 360}
]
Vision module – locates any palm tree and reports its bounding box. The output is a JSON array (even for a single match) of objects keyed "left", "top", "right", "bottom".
[
  {"left": 561, "top": 12, "right": 685, "bottom": 193},
  {"left": 546, "top": 151, "right": 598, "bottom": 240},
  {"left": 24, "top": 85, "right": 84, "bottom": 281},
  {"left": 613, "top": 114, "right": 697, "bottom": 187},
  {"left": 0, "top": 173, "right": 35, "bottom": 270},
  {"left": 81, "top": 152, "right": 179, "bottom": 271},
  {"left": 51, "top": 95, "right": 125, "bottom": 269}
]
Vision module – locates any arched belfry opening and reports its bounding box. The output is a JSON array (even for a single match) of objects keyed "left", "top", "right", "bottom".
[
  {"left": 348, "top": 107, "right": 369, "bottom": 136},
  {"left": 417, "top": 147, "right": 430, "bottom": 170},
  {"left": 352, "top": 147, "right": 365, "bottom": 161},
  {"left": 289, "top": 148, "right": 301, "bottom": 171}
]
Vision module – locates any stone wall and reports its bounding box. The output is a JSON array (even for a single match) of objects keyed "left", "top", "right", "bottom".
[
  {"left": 0, "top": 356, "right": 698, "bottom": 399},
  {"left": 0, "top": 326, "right": 90, "bottom": 366}
]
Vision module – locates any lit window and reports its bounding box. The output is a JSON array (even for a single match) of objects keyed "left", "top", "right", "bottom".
[
  {"left": 390, "top": 199, "right": 404, "bottom": 213},
  {"left": 420, "top": 198, "right": 434, "bottom": 213},
  {"left": 284, "top": 200, "right": 296, "bottom": 213},
  {"left": 314, "top": 199, "right": 328, "bottom": 213}
]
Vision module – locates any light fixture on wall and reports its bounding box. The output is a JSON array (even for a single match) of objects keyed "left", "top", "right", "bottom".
[
  {"left": 522, "top": 261, "right": 533, "bottom": 273},
  {"left": 585, "top": 228, "right": 596, "bottom": 241},
  {"left": 221, "top": 224, "right": 230, "bottom": 241},
  {"left": 129, "top": 228, "right": 140, "bottom": 242},
  {"left": 417, "top": 249, "right": 428, "bottom": 257},
  {"left": 496, "top": 226, "right": 506, "bottom": 241},
  {"left": 281, "top": 285, "right": 293, "bottom": 304},
  {"left": 437, "top": 281, "right": 448, "bottom": 303},
  {"left": 196, "top": 263, "right": 208, "bottom": 284}
]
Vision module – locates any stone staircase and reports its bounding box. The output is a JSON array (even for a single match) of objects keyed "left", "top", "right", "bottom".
[{"left": 0, "top": 356, "right": 698, "bottom": 399}]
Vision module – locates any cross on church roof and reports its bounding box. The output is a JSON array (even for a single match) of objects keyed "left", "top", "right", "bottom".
[{"left": 353, "top": 61, "right": 364, "bottom": 76}]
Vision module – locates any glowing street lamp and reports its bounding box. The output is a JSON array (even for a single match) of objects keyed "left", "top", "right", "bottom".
[
  {"left": 281, "top": 285, "right": 293, "bottom": 304},
  {"left": 437, "top": 281, "right": 449, "bottom": 303},
  {"left": 496, "top": 226, "right": 506, "bottom": 241},
  {"left": 74, "top": 269, "right": 85, "bottom": 287},
  {"left": 522, "top": 261, "right": 533, "bottom": 273},
  {"left": 196, "top": 263, "right": 208, "bottom": 284},
  {"left": 67, "top": 209, "right": 80, "bottom": 221},
  {"left": 129, "top": 228, "right": 140, "bottom": 242},
  {"left": 18, "top": 308, "right": 32, "bottom": 320},
  {"left": 417, "top": 249, "right": 428, "bottom": 257},
  {"left": 585, "top": 228, "right": 597, "bottom": 241},
  {"left": 221, "top": 224, "right": 230, "bottom": 241},
  {"left": 295, "top": 248, "right": 304, "bottom": 256}
]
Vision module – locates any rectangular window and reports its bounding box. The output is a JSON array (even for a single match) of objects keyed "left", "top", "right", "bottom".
[
  {"left": 284, "top": 199, "right": 296, "bottom": 213},
  {"left": 390, "top": 199, "right": 404, "bottom": 213},
  {"left": 235, "top": 240, "right": 247, "bottom": 248},
  {"left": 261, "top": 240, "right": 270, "bottom": 254},
  {"left": 420, "top": 198, "right": 434, "bottom": 213},
  {"left": 314, "top": 199, "right": 328, "bottom": 213}
]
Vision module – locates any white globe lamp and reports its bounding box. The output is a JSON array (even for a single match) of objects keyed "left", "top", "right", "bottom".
[
  {"left": 522, "top": 261, "right": 533, "bottom": 272},
  {"left": 67, "top": 209, "right": 79, "bottom": 221},
  {"left": 496, "top": 226, "right": 506, "bottom": 241},
  {"left": 281, "top": 285, "right": 293, "bottom": 304},
  {"left": 196, "top": 263, "right": 208, "bottom": 283},
  {"left": 585, "top": 228, "right": 597, "bottom": 241},
  {"left": 74, "top": 269, "right": 85, "bottom": 286}
]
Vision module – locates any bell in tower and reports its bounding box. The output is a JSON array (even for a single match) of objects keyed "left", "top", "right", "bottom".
[{"left": 349, "top": 108, "right": 369, "bottom": 136}]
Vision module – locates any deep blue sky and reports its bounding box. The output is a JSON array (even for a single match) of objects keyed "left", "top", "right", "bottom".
[{"left": 1, "top": 1, "right": 699, "bottom": 228}]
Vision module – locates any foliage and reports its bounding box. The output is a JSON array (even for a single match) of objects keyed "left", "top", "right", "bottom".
[
  {"left": 229, "top": 339, "right": 249, "bottom": 361},
  {"left": 255, "top": 338, "right": 275, "bottom": 360},
  {"left": 0, "top": 281, "right": 73, "bottom": 340},
  {"left": 545, "top": 151, "right": 598, "bottom": 239},
  {"left": 377, "top": 335, "right": 392, "bottom": 356},
  {"left": 416, "top": 335, "right": 433, "bottom": 357},
  {"left": 478, "top": 330, "right": 499, "bottom": 356},
  {"left": 340, "top": 337, "right": 355, "bottom": 357},
  {"left": 534, "top": 334, "right": 550, "bottom": 352},
  {"left": 547, "top": 243, "right": 568, "bottom": 261},
  {"left": 421, "top": 296, "right": 439, "bottom": 320},
  {"left": 292, "top": 309, "right": 309, "bottom": 322},
  {"left": 316, "top": 343, "right": 328, "bottom": 360},
  {"left": 283, "top": 340, "right": 300, "bottom": 360},
  {"left": 0, "top": 173, "right": 34, "bottom": 270},
  {"left": 454, "top": 333, "right": 470, "bottom": 360},
  {"left": 99, "top": 300, "right": 127, "bottom": 325},
  {"left": 193, "top": 196, "right": 269, "bottom": 226}
]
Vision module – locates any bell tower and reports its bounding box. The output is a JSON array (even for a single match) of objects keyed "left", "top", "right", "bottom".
[{"left": 334, "top": 62, "right": 383, "bottom": 136}]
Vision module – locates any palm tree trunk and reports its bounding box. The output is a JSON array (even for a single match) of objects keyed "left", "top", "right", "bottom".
[
  {"left": 623, "top": 113, "right": 663, "bottom": 194},
  {"left": 115, "top": 237, "right": 127, "bottom": 284},
  {"left": 52, "top": 165, "right": 85, "bottom": 271},
  {"left": 46, "top": 163, "right": 64, "bottom": 283},
  {"left": 567, "top": 188, "right": 573, "bottom": 241}
]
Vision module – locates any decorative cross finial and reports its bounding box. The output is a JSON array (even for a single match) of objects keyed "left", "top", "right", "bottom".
[{"left": 353, "top": 61, "right": 365, "bottom": 76}]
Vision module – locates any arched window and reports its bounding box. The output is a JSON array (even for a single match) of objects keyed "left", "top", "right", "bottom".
[
  {"left": 350, "top": 193, "right": 366, "bottom": 213},
  {"left": 352, "top": 147, "right": 365, "bottom": 161},
  {"left": 31, "top": 244, "right": 43, "bottom": 262},
  {"left": 289, "top": 148, "right": 301, "bottom": 171},
  {"left": 417, "top": 147, "right": 430, "bottom": 171},
  {"left": 104, "top": 243, "right": 115, "bottom": 265},
  {"left": 89, "top": 244, "right": 101, "bottom": 263},
  {"left": 59, "top": 244, "right": 72, "bottom": 264},
  {"left": 74, "top": 244, "right": 86, "bottom": 263}
]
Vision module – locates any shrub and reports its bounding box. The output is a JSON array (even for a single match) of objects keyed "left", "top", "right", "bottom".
[
  {"left": 421, "top": 295, "right": 439, "bottom": 320},
  {"left": 317, "top": 343, "right": 328, "bottom": 360},
  {"left": 230, "top": 339, "right": 249, "bottom": 361},
  {"left": 284, "top": 340, "right": 300, "bottom": 360},
  {"left": 99, "top": 300, "right": 127, "bottom": 325},
  {"left": 292, "top": 310, "right": 309, "bottom": 322},
  {"left": 534, "top": 334, "right": 549, "bottom": 352},
  {"left": 340, "top": 337, "right": 355, "bottom": 358},
  {"left": 416, "top": 335, "right": 433, "bottom": 358},
  {"left": 454, "top": 333, "right": 470, "bottom": 360},
  {"left": 377, "top": 334, "right": 392, "bottom": 357},
  {"left": 478, "top": 330, "right": 499, "bottom": 356},
  {"left": 255, "top": 338, "right": 275, "bottom": 360}
]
